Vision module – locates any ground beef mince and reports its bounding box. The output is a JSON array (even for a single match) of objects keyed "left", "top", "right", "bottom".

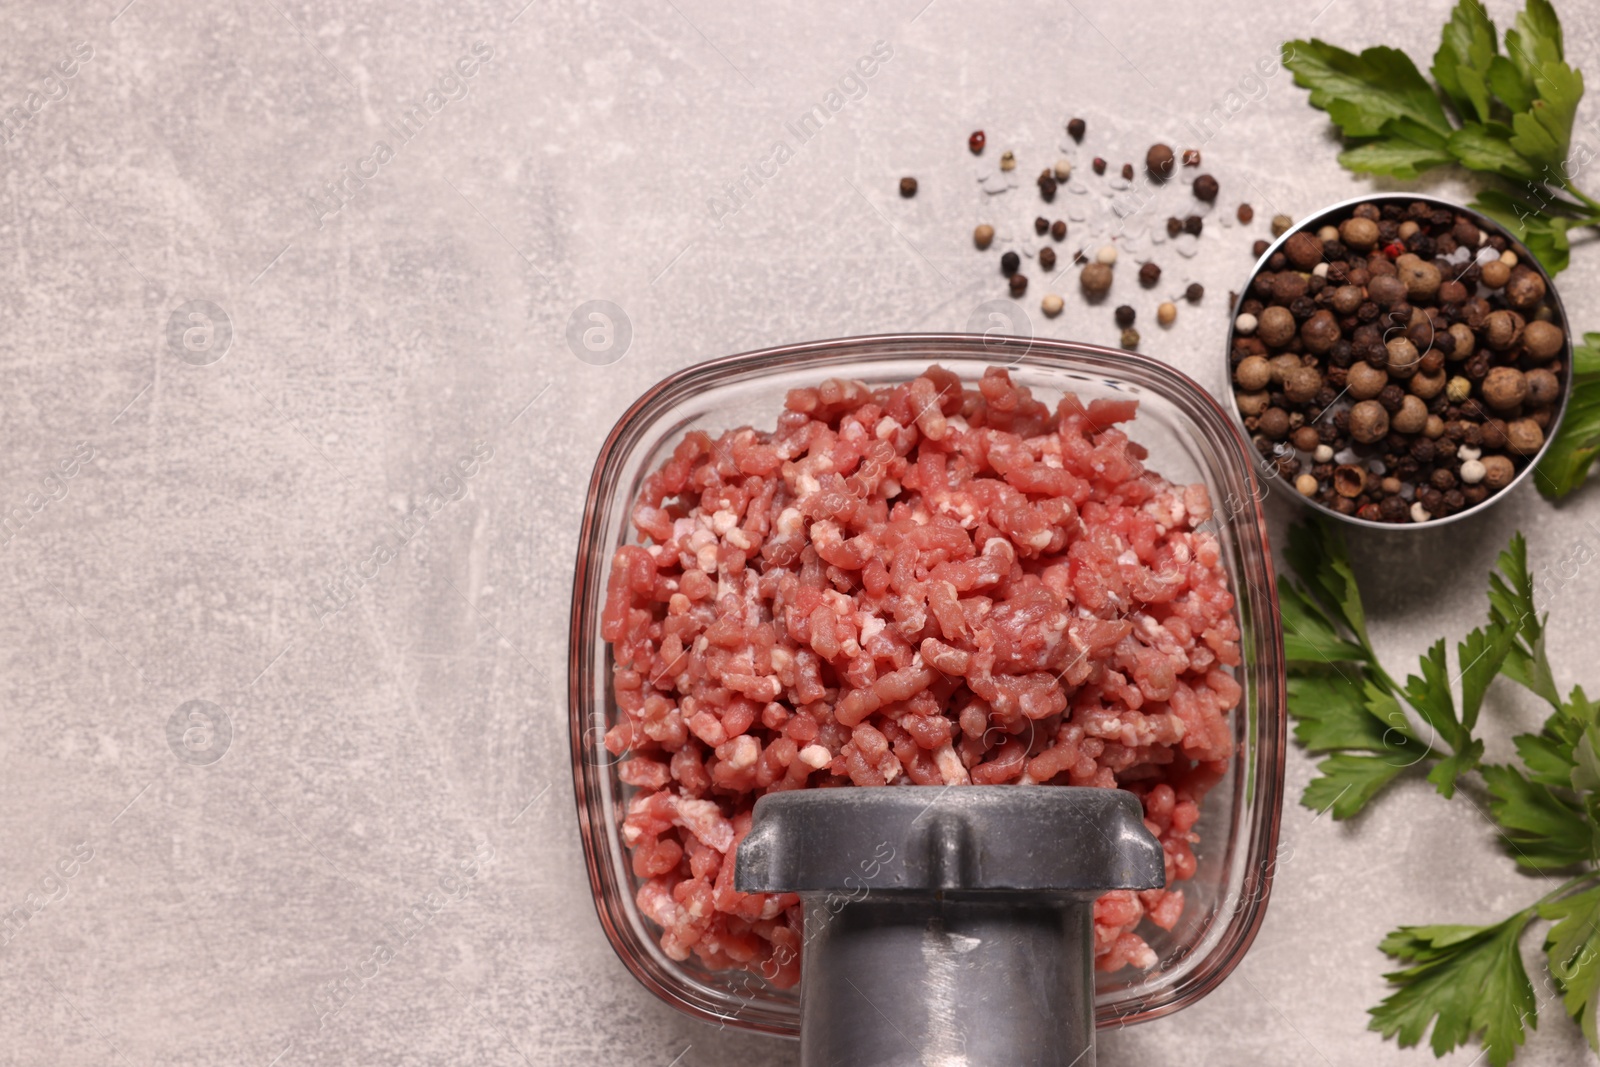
[{"left": 601, "top": 366, "right": 1241, "bottom": 987}]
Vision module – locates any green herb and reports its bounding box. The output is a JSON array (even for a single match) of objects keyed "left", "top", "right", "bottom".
[
  {"left": 1284, "top": 0, "right": 1600, "bottom": 498},
  {"left": 1284, "top": 518, "right": 1600, "bottom": 1063}
]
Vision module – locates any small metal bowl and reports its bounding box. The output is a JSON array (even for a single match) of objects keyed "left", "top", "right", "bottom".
[{"left": 1225, "top": 192, "right": 1573, "bottom": 529}]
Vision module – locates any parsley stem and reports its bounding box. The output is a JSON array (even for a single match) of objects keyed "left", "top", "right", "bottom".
[
  {"left": 1536, "top": 870, "right": 1600, "bottom": 908},
  {"left": 1561, "top": 182, "right": 1600, "bottom": 217}
]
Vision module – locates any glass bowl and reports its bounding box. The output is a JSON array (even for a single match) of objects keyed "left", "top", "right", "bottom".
[
  {"left": 569, "top": 333, "right": 1287, "bottom": 1036},
  {"left": 1225, "top": 192, "right": 1573, "bottom": 529}
]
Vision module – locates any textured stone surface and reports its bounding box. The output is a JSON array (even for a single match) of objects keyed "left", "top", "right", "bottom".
[{"left": 2, "top": 0, "right": 1599, "bottom": 1063}]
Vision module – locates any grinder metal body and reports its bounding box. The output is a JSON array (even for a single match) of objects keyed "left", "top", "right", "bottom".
[{"left": 735, "top": 786, "right": 1165, "bottom": 1067}]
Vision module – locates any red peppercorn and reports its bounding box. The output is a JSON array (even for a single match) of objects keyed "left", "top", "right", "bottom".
[
  {"left": 1383, "top": 241, "right": 1405, "bottom": 259},
  {"left": 968, "top": 130, "right": 985, "bottom": 155}
]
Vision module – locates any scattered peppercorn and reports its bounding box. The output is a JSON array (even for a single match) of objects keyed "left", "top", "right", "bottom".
[
  {"left": 1050, "top": 219, "right": 1067, "bottom": 241},
  {"left": 1041, "top": 293, "right": 1063, "bottom": 317},
  {"left": 999, "top": 150, "right": 1016, "bottom": 172},
  {"left": 1252, "top": 239, "right": 1270, "bottom": 256},
  {"left": 1182, "top": 149, "right": 1201, "bottom": 167},
  {"left": 1192, "top": 174, "right": 1219, "bottom": 202},
  {"left": 1120, "top": 328, "right": 1140, "bottom": 350},
  {"left": 1092, "top": 157, "right": 1106, "bottom": 175},
  {"left": 1067, "top": 118, "right": 1086, "bottom": 142},
  {"left": 1146, "top": 144, "right": 1175, "bottom": 181},
  {"left": 1095, "top": 244, "right": 1117, "bottom": 265},
  {"left": 1157, "top": 301, "right": 1177, "bottom": 326},
  {"left": 973, "top": 224, "right": 995, "bottom": 250},
  {"left": 1237, "top": 204, "right": 1254, "bottom": 224},
  {"left": 899, "top": 176, "right": 918, "bottom": 198},
  {"left": 1115, "top": 305, "right": 1135, "bottom": 328},
  {"left": 1080, "top": 262, "right": 1113, "bottom": 300},
  {"left": 1038, "top": 173, "right": 1057, "bottom": 201},
  {"left": 1185, "top": 282, "right": 1204, "bottom": 304},
  {"left": 1270, "top": 214, "right": 1293, "bottom": 237},
  {"left": 1120, "top": 162, "right": 1134, "bottom": 180},
  {"left": 1037, "top": 247, "right": 1056, "bottom": 272},
  {"left": 968, "top": 130, "right": 985, "bottom": 154},
  {"left": 1034, "top": 216, "right": 1049, "bottom": 236},
  {"left": 1000, "top": 250, "right": 1020, "bottom": 276},
  {"left": 1009, "top": 273, "right": 1028, "bottom": 296},
  {"left": 1183, "top": 215, "right": 1203, "bottom": 236},
  {"left": 1166, "top": 217, "right": 1183, "bottom": 238},
  {"left": 1138, "top": 261, "right": 1161, "bottom": 288}
]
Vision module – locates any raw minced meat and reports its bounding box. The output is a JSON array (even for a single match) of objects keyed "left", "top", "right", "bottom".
[{"left": 601, "top": 365, "right": 1241, "bottom": 988}]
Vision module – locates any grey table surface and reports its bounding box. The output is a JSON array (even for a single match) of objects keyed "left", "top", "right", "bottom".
[{"left": 4, "top": 0, "right": 1600, "bottom": 1064}]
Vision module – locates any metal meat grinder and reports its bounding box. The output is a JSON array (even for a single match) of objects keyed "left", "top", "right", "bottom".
[{"left": 736, "top": 785, "right": 1165, "bottom": 1067}]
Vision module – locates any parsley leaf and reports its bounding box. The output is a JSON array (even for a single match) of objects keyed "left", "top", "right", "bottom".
[
  {"left": 1289, "top": 673, "right": 1376, "bottom": 751},
  {"left": 1484, "top": 762, "right": 1594, "bottom": 869},
  {"left": 1283, "top": 41, "right": 1453, "bottom": 140},
  {"left": 1541, "top": 884, "right": 1600, "bottom": 1050},
  {"left": 1370, "top": 913, "right": 1538, "bottom": 1066},
  {"left": 1305, "top": 753, "right": 1408, "bottom": 820},
  {"left": 1280, "top": 583, "right": 1370, "bottom": 665},
  {"left": 1432, "top": 0, "right": 1499, "bottom": 123},
  {"left": 1284, "top": 517, "right": 1372, "bottom": 651}
]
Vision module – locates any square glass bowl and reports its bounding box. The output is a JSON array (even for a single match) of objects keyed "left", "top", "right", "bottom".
[{"left": 569, "top": 333, "right": 1287, "bottom": 1036}]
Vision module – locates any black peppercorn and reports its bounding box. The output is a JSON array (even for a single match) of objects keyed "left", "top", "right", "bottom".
[
  {"left": 1192, "top": 174, "right": 1219, "bottom": 202},
  {"left": 1147, "top": 144, "right": 1176, "bottom": 180},
  {"left": 1185, "top": 282, "right": 1204, "bottom": 304},
  {"left": 1092, "top": 157, "right": 1107, "bottom": 174},
  {"left": 1184, "top": 215, "right": 1203, "bottom": 236},
  {"left": 1115, "top": 305, "right": 1136, "bottom": 328},
  {"left": 1039, "top": 247, "right": 1057, "bottom": 271},
  {"left": 1038, "top": 174, "right": 1057, "bottom": 201},
  {"left": 1379, "top": 385, "right": 1405, "bottom": 413},
  {"left": 1051, "top": 219, "right": 1067, "bottom": 241},
  {"left": 1000, "top": 251, "right": 1020, "bottom": 276},
  {"left": 1035, "top": 216, "right": 1050, "bottom": 236},
  {"left": 1166, "top": 217, "right": 1183, "bottom": 238},
  {"left": 1121, "top": 162, "right": 1135, "bottom": 181},
  {"left": 899, "top": 177, "right": 918, "bottom": 197},
  {"left": 1139, "top": 262, "right": 1161, "bottom": 288},
  {"left": 1253, "top": 239, "right": 1270, "bottom": 256},
  {"left": 1067, "top": 118, "right": 1086, "bottom": 142},
  {"left": 1009, "top": 273, "right": 1028, "bottom": 296},
  {"left": 1380, "top": 495, "right": 1409, "bottom": 522}
]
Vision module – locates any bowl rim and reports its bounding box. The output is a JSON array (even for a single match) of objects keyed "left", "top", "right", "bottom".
[
  {"left": 568, "top": 332, "right": 1288, "bottom": 1035},
  {"left": 1224, "top": 191, "right": 1573, "bottom": 530}
]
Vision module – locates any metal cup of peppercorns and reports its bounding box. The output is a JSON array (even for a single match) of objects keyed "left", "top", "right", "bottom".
[{"left": 1225, "top": 193, "right": 1572, "bottom": 528}]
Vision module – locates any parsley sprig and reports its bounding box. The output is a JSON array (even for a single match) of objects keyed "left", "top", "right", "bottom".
[
  {"left": 1284, "top": 0, "right": 1600, "bottom": 498},
  {"left": 1284, "top": 518, "right": 1600, "bottom": 1064}
]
